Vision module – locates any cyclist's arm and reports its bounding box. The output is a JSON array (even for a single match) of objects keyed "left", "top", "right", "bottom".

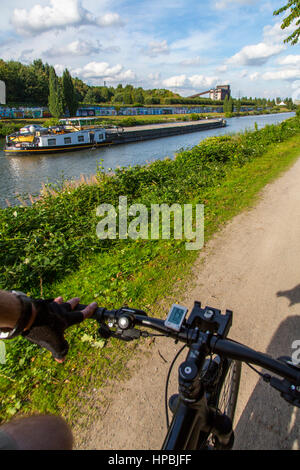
[
  {"left": 0, "top": 290, "right": 23, "bottom": 329},
  {"left": 0, "top": 290, "right": 95, "bottom": 331},
  {"left": 0, "top": 290, "right": 97, "bottom": 362}
]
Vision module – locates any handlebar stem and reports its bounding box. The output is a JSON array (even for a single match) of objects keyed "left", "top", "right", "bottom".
[{"left": 178, "top": 333, "right": 210, "bottom": 401}]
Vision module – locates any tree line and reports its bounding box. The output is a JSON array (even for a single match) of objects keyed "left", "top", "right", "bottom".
[
  {"left": 0, "top": 58, "right": 296, "bottom": 118},
  {"left": 0, "top": 59, "right": 182, "bottom": 114}
]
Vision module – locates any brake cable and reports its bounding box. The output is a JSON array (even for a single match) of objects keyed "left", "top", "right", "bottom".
[
  {"left": 165, "top": 344, "right": 187, "bottom": 428},
  {"left": 244, "top": 362, "right": 271, "bottom": 382}
]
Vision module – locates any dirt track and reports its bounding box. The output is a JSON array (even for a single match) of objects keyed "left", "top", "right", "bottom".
[{"left": 75, "top": 156, "right": 300, "bottom": 450}]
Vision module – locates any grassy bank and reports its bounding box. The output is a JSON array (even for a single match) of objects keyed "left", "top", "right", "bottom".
[{"left": 0, "top": 116, "right": 300, "bottom": 424}]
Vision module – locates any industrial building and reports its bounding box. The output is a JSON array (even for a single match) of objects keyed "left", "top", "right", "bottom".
[
  {"left": 188, "top": 84, "right": 231, "bottom": 101},
  {"left": 209, "top": 85, "right": 230, "bottom": 101}
]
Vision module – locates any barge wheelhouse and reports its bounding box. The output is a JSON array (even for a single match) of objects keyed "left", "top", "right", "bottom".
[{"left": 4, "top": 121, "right": 109, "bottom": 155}]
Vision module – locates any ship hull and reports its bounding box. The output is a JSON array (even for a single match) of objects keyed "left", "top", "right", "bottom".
[{"left": 4, "top": 140, "right": 113, "bottom": 156}]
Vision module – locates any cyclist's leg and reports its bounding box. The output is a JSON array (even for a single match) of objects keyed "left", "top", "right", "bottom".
[{"left": 0, "top": 415, "right": 73, "bottom": 450}]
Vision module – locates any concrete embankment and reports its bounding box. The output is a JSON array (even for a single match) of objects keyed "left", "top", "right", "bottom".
[{"left": 105, "top": 118, "right": 226, "bottom": 144}]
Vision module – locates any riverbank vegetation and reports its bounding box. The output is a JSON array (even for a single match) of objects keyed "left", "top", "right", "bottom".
[{"left": 0, "top": 115, "right": 300, "bottom": 424}]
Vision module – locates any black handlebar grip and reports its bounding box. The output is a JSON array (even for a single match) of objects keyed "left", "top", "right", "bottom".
[
  {"left": 74, "top": 303, "right": 107, "bottom": 321},
  {"left": 74, "top": 303, "right": 87, "bottom": 311}
]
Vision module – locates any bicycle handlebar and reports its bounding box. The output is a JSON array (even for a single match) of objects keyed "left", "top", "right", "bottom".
[
  {"left": 211, "top": 337, "right": 300, "bottom": 384},
  {"left": 77, "top": 303, "right": 300, "bottom": 386}
]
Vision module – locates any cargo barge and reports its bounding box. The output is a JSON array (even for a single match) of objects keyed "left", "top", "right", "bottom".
[
  {"left": 4, "top": 118, "right": 226, "bottom": 156},
  {"left": 105, "top": 118, "right": 226, "bottom": 144}
]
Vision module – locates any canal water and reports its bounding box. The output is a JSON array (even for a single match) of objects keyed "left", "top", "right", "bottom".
[{"left": 0, "top": 112, "right": 295, "bottom": 208}]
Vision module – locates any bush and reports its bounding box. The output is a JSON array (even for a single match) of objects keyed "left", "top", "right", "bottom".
[
  {"left": 0, "top": 122, "right": 23, "bottom": 137},
  {"left": 43, "top": 118, "right": 60, "bottom": 127},
  {"left": 120, "top": 117, "right": 139, "bottom": 127}
]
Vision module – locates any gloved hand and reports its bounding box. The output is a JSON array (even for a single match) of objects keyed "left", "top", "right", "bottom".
[{"left": 22, "top": 297, "right": 97, "bottom": 362}]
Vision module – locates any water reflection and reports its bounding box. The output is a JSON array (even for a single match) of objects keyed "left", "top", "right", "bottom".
[{"left": 0, "top": 112, "right": 295, "bottom": 208}]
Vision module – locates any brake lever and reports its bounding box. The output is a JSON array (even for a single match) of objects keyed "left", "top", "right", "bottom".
[
  {"left": 269, "top": 376, "right": 300, "bottom": 407},
  {"left": 97, "top": 324, "right": 144, "bottom": 342},
  {"left": 112, "top": 328, "right": 142, "bottom": 341}
]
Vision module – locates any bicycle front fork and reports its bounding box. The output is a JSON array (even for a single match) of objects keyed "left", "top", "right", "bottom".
[{"left": 169, "top": 394, "right": 234, "bottom": 450}]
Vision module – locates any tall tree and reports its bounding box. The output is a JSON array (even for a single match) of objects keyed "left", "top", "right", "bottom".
[
  {"left": 133, "top": 89, "right": 144, "bottom": 104},
  {"left": 223, "top": 94, "right": 229, "bottom": 113},
  {"left": 48, "top": 67, "right": 64, "bottom": 118},
  {"left": 62, "top": 68, "right": 78, "bottom": 117},
  {"left": 84, "top": 87, "right": 102, "bottom": 104},
  {"left": 113, "top": 92, "right": 124, "bottom": 103},
  {"left": 123, "top": 91, "right": 133, "bottom": 104},
  {"left": 100, "top": 87, "right": 109, "bottom": 102},
  {"left": 274, "top": 1, "right": 300, "bottom": 45},
  {"left": 228, "top": 96, "right": 234, "bottom": 113}
]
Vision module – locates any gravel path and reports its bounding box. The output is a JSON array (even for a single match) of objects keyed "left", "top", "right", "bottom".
[{"left": 74, "top": 156, "right": 300, "bottom": 450}]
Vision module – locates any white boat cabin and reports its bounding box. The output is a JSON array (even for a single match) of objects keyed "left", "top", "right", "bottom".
[{"left": 36, "top": 128, "right": 106, "bottom": 147}]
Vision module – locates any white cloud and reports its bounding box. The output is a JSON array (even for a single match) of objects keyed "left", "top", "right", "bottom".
[
  {"left": 45, "top": 40, "right": 102, "bottom": 57},
  {"left": 96, "top": 13, "right": 123, "bottom": 27},
  {"left": 71, "top": 61, "right": 136, "bottom": 82},
  {"left": 292, "top": 81, "right": 300, "bottom": 90},
  {"left": 180, "top": 56, "right": 202, "bottom": 66},
  {"left": 143, "top": 40, "right": 170, "bottom": 57},
  {"left": 259, "top": 2, "right": 277, "bottom": 14},
  {"left": 227, "top": 20, "right": 294, "bottom": 67},
  {"left": 73, "top": 62, "right": 122, "bottom": 78},
  {"left": 118, "top": 69, "right": 137, "bottom": 81},
  {"left": 291, "top": 81, "right": 300, "bottom": 101},
  {"left": 172, "top": 30, "right": 218, "bottom": 52},
  {"left": 215, "top": 64, "right": 228, "bottom": 73},
  {"left": 277, "top": 55, "right": 300, "bottom": 66},
  {"left": 214, "top": 0, "right": 257, "bottom": 10},
  {"left": 16, "top": 49, "right": 34, "bottom": 64},
  {"left": 249, "top": 72, "right": 260, "bottom": 81},
  {"left": 162, "top": 74, "right": 218, "bottom": 90},
  {"left": 263, "top": 21, "right": 296, "bottom": 45},
  {"left": 227, "top": 42, "right": 284, "bottom": 66},
  {"left": 11, "top": 0, "right": 124, "bottom": 36},
  {"left": 188, "top": 75, "right": 218, "bottom": 89},
  {"left": 162, "top": 74, "right": 187, "bottom": 88},
  {"left": 262, "top": 69, "right": 300, "bottom": 81},
  {"left": 54, "top": 64, "right": 65, "bottom": 75},
  {"left": 44, "top": 39, "right": 120, "bottom": 58},
  {"left": 147, "top": 72, "right": 161, "bottom": 86}
]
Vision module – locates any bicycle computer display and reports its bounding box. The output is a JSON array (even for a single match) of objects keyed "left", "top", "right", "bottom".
[{"left": 164, "top": 304, "right": 188, "bottom": 331}]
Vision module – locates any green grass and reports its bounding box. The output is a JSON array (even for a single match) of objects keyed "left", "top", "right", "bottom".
[{"left": 1, "top": 121, "right": 300, "bottom": 428}]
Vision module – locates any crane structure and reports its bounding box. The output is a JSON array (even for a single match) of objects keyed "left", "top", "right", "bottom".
[{"left": 188, "top": 85, "right": 230, "bottom": 101}]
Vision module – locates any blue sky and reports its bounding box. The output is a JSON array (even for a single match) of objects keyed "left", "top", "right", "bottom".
[{"left": 1, "top": 0, "right": 300, "bottom": 100}]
